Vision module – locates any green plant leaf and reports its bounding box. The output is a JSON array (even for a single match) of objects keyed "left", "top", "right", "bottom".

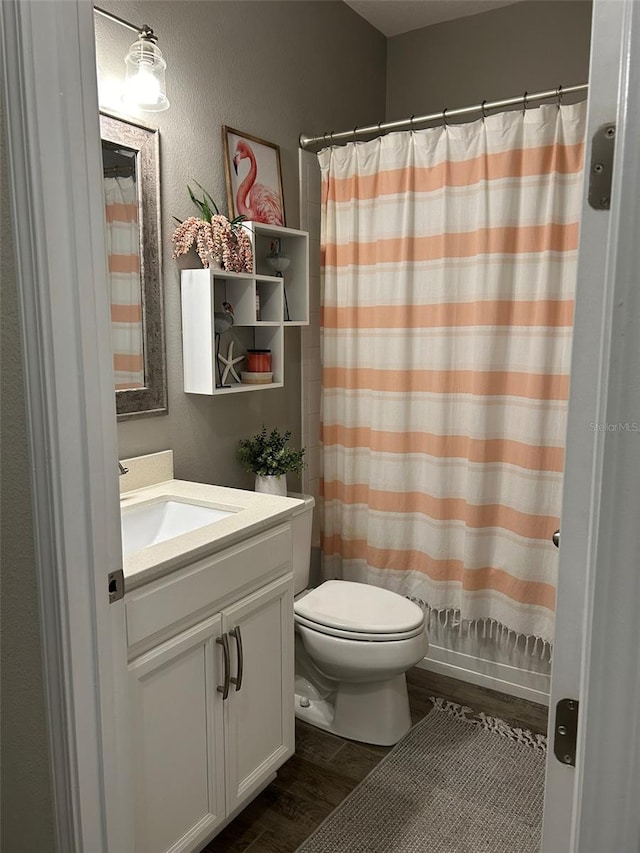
[
  {"left": 237, "top": 425, "right": 305, "bottom": 477},
  {"left": 187, "top": 184, "right": 205, "bottom": 219},
  {"left": 194, "top": 181, "right": 220, "bottom": 217},
  {"left": 230, "top": 214, "right": 248, "bottom": 230}
]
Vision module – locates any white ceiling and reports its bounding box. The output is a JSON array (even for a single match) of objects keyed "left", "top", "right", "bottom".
[{"left": 343, "top": 0, "right": 523, "bottom": 37}]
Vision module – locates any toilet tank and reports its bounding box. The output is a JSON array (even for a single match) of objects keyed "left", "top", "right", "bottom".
[{"left": 287, "top": 493, "right": 315, "bottom": 595}]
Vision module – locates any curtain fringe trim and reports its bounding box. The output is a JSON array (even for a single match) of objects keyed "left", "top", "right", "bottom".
[
  {"left": 429, "top": 696, "right": 548, "bottom": 754},
  {"left": 408, "top": 597, "right": 553, "bottom": 661}
]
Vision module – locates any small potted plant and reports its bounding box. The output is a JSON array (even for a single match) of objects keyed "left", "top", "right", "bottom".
[
  {"left": 237, "top": 426, "right": 305, "bottom": 496},
  {"left": 172, "top": 182, "right": 253, "bottom": 272}
]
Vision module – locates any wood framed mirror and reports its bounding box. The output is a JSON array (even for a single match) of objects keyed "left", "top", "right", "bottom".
[{"left": 100, "top": 112, "right": 167, "bottom": 419}]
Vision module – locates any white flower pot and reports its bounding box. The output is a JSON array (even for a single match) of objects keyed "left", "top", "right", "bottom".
[
  {"left": 255, "top": 474, "right": 287, "bottom": 497},
  {"left": 175, "top": 246, "right": 222, "bottom": 270}
]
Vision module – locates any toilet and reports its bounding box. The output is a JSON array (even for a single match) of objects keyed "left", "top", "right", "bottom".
[{"left": 289, "top": 494, "right": 429, "bottom": 746}]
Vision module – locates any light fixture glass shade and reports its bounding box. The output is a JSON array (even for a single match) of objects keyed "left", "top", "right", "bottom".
[{"left": 123, "top": 36, "right": 169, "bottom": 112}]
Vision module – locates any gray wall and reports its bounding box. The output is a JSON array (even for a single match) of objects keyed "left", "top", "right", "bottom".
[
  {"left": 387, "top": 1, "right": 592, "bottom": 121},
  {"left": 1, "top": 107, "right": 56, "bottom": 850},
  {"left": 0, "top": 4, "right": 594, "bottom": 846},
  {"left": 95, "top": 1, "right": 386, "bottom": 489},
  {"left": 0, "top": 5, "right": 383, "bottom": 847}
]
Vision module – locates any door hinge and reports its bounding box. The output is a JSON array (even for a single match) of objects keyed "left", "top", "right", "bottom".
[
  {"left": 554, "top": 698, "right": 579, "bottom": 767},
  {"left": 588, "top": 123, "right": 616, "bottom": 210},
  {"left": 108, "top": 569, "right": 124, "bottom": 603}
]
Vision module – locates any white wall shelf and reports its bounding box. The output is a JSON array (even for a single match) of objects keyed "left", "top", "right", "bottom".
[{"left": 181, "top": 223, "right": 309, "bottom": 395}]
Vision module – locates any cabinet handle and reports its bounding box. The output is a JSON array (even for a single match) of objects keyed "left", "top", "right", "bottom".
[
  {"left": 229, "top": 626, "right": 243, "bottom": 692},
  {"left": 216, "top": 633, "right": 231, "bottom": 700}
]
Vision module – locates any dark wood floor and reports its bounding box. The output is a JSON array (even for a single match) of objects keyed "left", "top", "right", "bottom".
[{"left": 204, "top": 667, "right": 549, "bottom": 852}]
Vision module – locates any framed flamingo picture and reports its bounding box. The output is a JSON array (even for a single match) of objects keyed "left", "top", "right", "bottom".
[{"left": 222, "top": 126, "right": 286, "bottom": 226}]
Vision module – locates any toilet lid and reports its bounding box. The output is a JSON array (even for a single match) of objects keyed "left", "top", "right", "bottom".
[{"left": 293, "top": 580, "right": 424, "bottom": 635}]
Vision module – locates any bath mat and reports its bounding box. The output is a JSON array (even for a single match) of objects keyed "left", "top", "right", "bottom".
[{"left": 296, "top": 698, "right": 546, "bottom": 853}]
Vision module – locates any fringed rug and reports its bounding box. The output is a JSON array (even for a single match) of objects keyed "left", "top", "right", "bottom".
[{"left": 296, "top": 698, "right": 546, "bottom": 853}]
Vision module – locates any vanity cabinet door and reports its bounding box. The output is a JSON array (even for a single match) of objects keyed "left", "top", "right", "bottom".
[
  {"left": 222, "top": 574, "right": 295, "bottom": 814},
  {"left": 128, "top": 615, "right": 226, "bottom": 853}
]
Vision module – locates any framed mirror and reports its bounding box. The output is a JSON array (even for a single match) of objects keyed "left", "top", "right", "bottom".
[{"left": 100, "top": 112, "right": 167, "bottom": 419}]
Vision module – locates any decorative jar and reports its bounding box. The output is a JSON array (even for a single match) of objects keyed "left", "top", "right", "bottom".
[{"left": 246, "top": 349, "right": 272, "bottom": 372}]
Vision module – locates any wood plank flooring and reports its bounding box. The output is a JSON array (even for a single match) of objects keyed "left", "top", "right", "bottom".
[{"left": 204, "top": 667, "right": 549, "bottom": 852}]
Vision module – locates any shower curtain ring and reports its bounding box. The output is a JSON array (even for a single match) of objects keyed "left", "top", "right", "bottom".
[
  {"left": 352, "top": 126, "right": 358, "bottom": 143},
  {"left": 523, "top": 91, "right": 529, "bottom": 113},
  {"left": 442, "top": 107, "right": 448, "bottom": 127},
  {"left": 481, "top": 100, "right": 488, "bottom": 120},
  {"left": 556, "top": 85, "right": 563, "bottom": 107},
  {"left": 409, "top": 115, "right": 415, "bottom": 131},
  {"left": 330, "top": 130, "right": 335, "bottom": 144},
  {"left": 322, "top": 131, "right": 329, "bottom": 145}
]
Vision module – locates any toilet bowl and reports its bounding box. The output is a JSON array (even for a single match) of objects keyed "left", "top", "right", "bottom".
[
  {"left": 289, "top": 495, "right": 429, "bottom": 746},
  {"left": 294, "top": 580, "right": 428, "bottom": 745}
]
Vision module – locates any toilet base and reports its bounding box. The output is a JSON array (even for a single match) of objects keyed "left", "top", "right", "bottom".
[{"left": 295, "top": 673, "right": 413, "bottom": 746}]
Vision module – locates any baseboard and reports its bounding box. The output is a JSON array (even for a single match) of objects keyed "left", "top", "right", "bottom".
[{"left": 417, "top": 644, "right": 551, "bottom": 706}]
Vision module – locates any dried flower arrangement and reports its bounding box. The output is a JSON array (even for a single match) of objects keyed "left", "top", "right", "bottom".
[
  {"left": 237, "top": 426, "right": 305, "bottom": 478},
  {"left": 171, "top": 182, "right": 253, "bottom": 272}
]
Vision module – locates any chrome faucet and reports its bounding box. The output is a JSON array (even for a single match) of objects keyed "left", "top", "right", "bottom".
[{"left": 118, "top": 462, "right": 129, "bottom": 476}]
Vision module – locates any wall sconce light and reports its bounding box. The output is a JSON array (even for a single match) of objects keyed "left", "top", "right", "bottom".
[{"left": 94, "top": 6, "right": 170, "bottom": 112}]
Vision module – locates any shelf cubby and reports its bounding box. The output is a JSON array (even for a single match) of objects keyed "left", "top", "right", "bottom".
[
  {"left": 249, "top": 222, "right": 309, "bottom": 326},
  {"left": 181, "top": 223, "right": 308, "bottom": 395}
]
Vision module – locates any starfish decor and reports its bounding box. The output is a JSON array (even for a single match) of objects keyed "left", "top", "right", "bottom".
[{"left": 217, "top": 341, "right": 244, "bottom": 385}]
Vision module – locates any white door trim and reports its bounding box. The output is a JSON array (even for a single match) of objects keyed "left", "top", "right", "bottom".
[
  {"left": 572, "top": 1, "right": 640, "bottom": 848},
  {"left": 543, "top": 1, "right": 640, "bottom": 850},
  {"left": 1, "top": 1, "right": 125, "bottom": 850}
]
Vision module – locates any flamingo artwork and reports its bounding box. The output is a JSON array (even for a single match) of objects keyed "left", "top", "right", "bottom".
[{"left": 233, "top": 140, "right": 284, "bottom": 225}]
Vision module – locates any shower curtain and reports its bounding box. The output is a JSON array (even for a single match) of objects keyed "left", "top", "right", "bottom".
[
  {"left": 104, "top": 175, "right": 144, "bottom": 390},
  {"left": 319, "top": 102, "right": 586, "bottom": 649}
]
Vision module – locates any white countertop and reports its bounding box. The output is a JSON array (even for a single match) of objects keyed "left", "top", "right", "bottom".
[{"left": 121, "top": 478, "right": 303, "bottom": 591}]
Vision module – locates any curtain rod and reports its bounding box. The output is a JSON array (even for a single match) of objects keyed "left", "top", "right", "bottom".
[{"left": 299, "top": 83, "right": 588, "bottom": 150}]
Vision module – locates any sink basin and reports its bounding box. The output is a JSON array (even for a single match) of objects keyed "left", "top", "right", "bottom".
[{"left": 121, "top": 498, "right": 234, "bottom": 556}]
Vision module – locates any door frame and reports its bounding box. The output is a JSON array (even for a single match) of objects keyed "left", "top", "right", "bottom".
[
  {"left": 542, "top": 0, "right": 640, "bottom": 850},
  {"left": 2, "top": 0, "right": 639, "bottom": 850},
  {"left": 1, "top": 1, "right": 127, "bottom": 850}
]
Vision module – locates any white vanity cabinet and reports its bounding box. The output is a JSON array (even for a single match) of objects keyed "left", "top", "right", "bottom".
[
  {"left": 221, "top": 576, "right": 294, "bottom": 814},
  {"left": 124, "top": 524, "right": 295, "bottom": 853},
  {"left": 128, "top": 613, "right": 226, "bottom": 853}
]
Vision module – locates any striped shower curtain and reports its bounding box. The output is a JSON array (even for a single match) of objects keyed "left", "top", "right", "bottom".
[
  {"left": 319, "top": 102, "right": 586, "bottom": 648},
  {"left": 104, "top": 175, "right": 144, "bottom": 390}
]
